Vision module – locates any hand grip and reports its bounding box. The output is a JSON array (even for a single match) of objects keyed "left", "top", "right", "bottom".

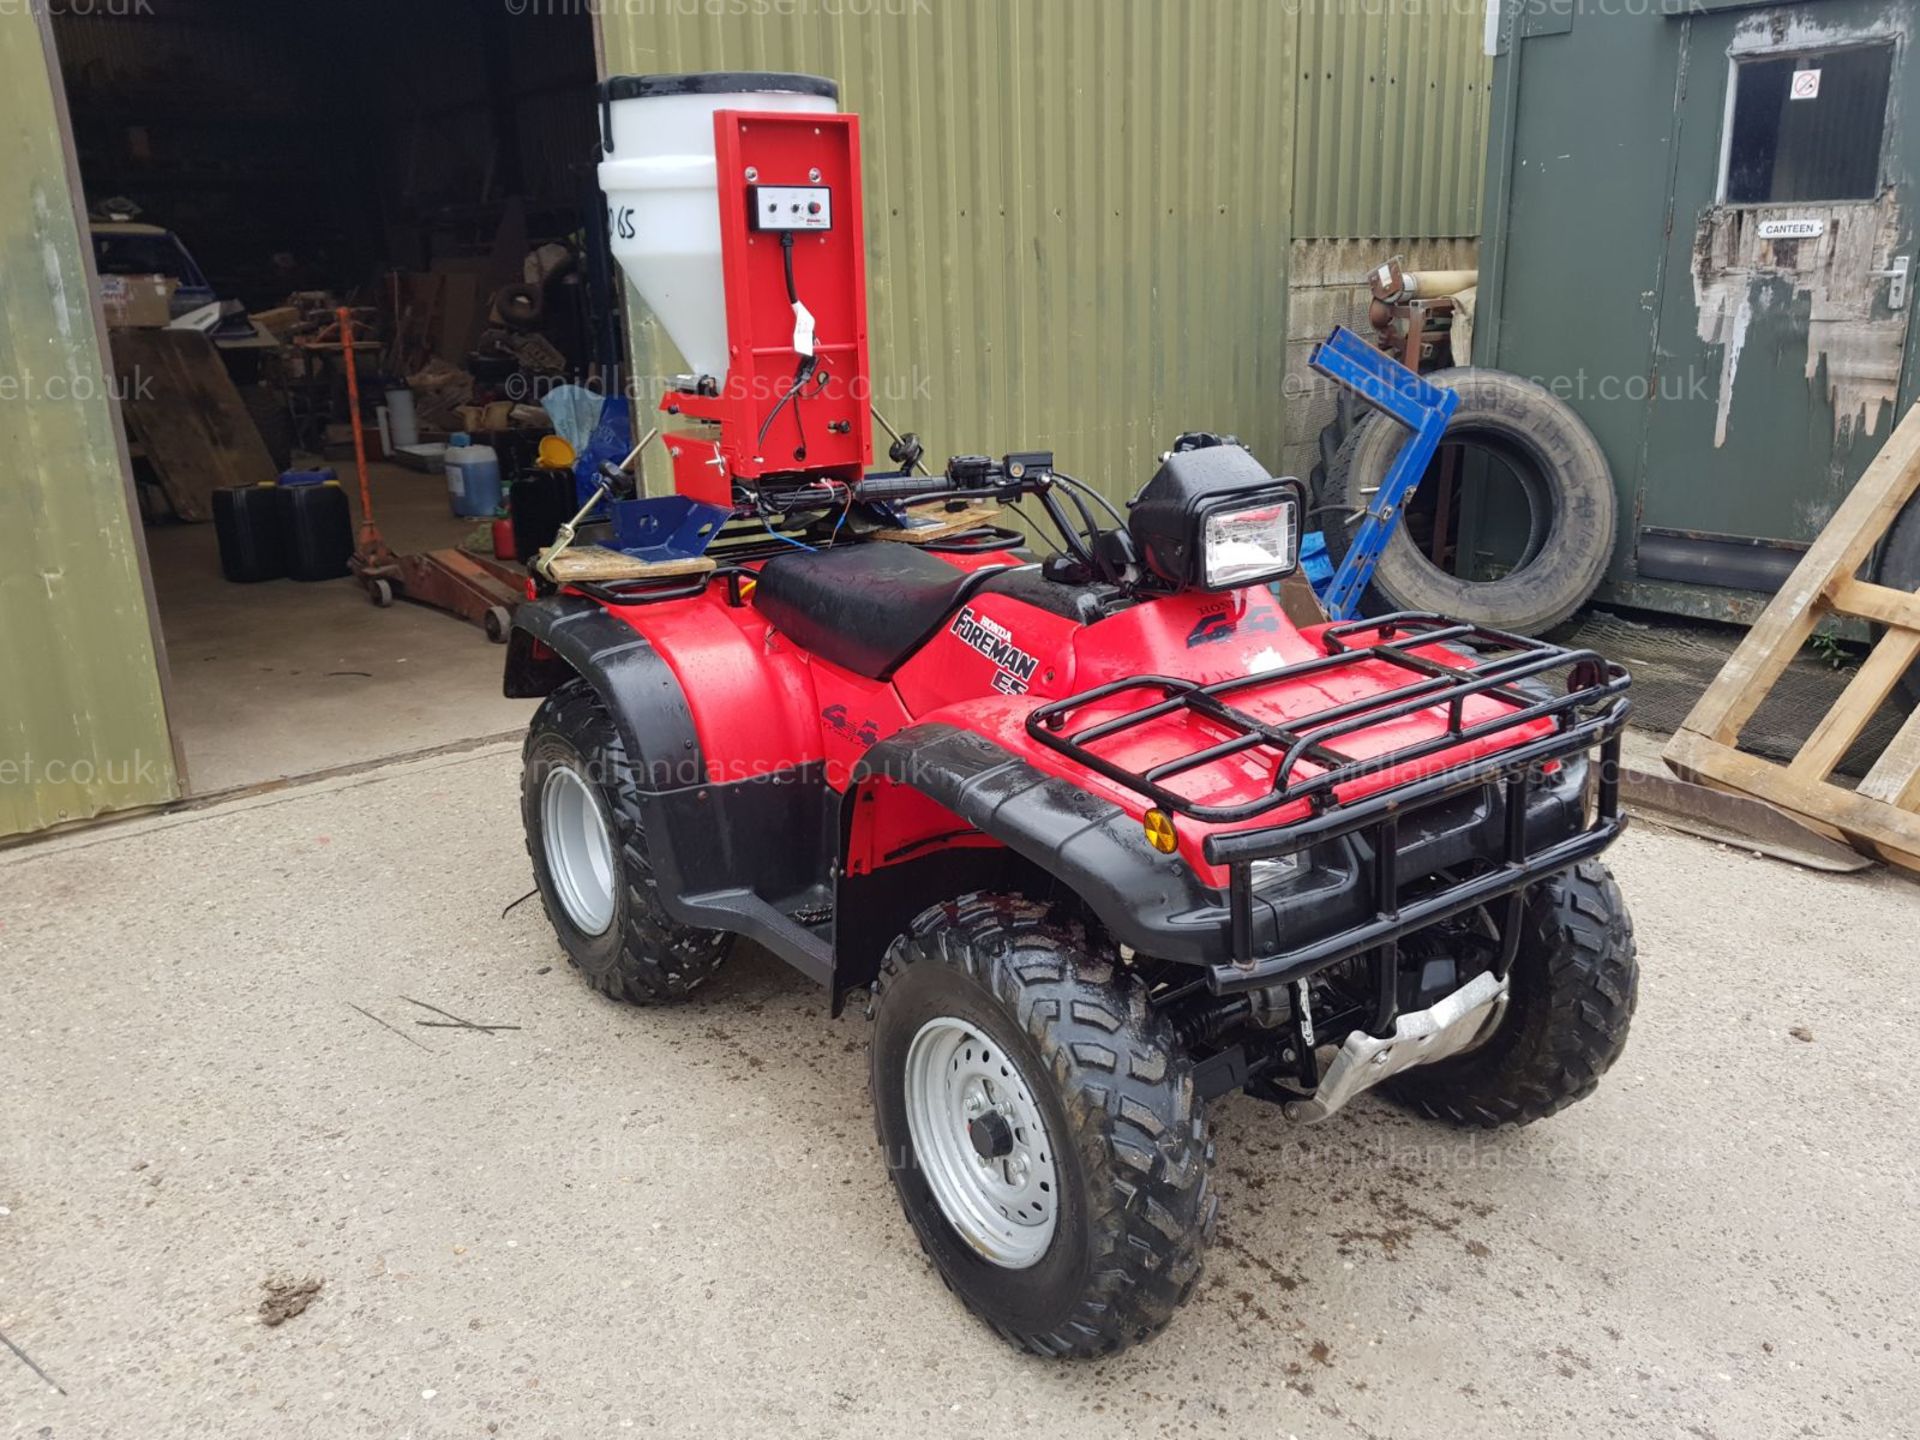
[{"left": 854, "top": 472, "right": 950, "bottom": 505}]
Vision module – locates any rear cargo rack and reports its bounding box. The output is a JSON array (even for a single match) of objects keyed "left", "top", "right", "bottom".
[{"left": 1026, "top": 612, "right": 1628, "bottom": 824}]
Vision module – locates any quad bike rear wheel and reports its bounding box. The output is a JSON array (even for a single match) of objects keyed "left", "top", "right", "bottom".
[
  {"left": 1385, "top": 859, "right": 1636, "bottom": 1127},
  {"left": 868, "top": 894, "right": 1217, "bottom": 1357},
  {"left": 521, "top": 680, "right": 731, "bottom": 1003}
]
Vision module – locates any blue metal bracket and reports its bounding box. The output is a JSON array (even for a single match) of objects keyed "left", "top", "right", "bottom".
[
  {"left": 1307, "top": 325, "right": 1460, "bottom": 620},
  {"left": 607, "top": 494, "right": 732, "bottom": 564}
]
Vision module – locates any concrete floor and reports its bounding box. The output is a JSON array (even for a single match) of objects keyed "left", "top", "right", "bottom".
[
  {"left": 143, "top": 461, "right": 536, "bottom": 795},
  {"left": 3, "top": 743, "right": 1916, "bottom": 1438}
]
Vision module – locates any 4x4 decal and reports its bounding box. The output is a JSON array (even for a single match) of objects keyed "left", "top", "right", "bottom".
[
  {"left": 821, "top": 704, "right": 881, "bottom": 748},
  {"left": 950, "top": 605, "right": 1039, "bottom": 695}
]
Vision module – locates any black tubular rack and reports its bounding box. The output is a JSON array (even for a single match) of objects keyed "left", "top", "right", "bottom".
[{"left": 1026, "top": 613, "right": 1633, "bottom": 1008}]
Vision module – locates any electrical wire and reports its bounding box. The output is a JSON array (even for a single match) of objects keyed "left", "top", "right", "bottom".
[
  {"left": 1050, "top": 477, "right": 1107, "bottom": 559},
  {"left": 758, "top": 511, "right": 817, "bottom": 552},
  {"left": 828, "top": 482, "right": 856, "bottom": 545},
  {"left": 1007, "top": 500, "right": 1061, "bottom": 557},
  {"left": 1052, "top": 470, "right": 1127, "bottom": 527},
  {"left": 758, "top": 231, "right": 817, "bottom": 454}
]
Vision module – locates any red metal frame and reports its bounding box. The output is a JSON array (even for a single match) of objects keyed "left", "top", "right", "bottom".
[{"left": 661, "top": 109, "right": 873, "bottom": 488}]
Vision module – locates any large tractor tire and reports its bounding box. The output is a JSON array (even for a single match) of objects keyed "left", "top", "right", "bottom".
[
  {"left": 868, "top": 894, "right": 1217, "bottom": 1357},
  {"left": 1385, "top": 860, "right": 1637, "bottom": 1128},
  {"left": 521, "top": 680, "right": 731, "bottom": 1003},
  {"left": 1322, "top": 367, "right": 1617, "bottom": 636}
]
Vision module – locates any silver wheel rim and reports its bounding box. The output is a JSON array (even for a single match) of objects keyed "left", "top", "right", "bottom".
[
  {"left": 541, "top": 764, "right": 615, "bottom": 936},
  {"left": 903, "top": 1017, "right": 1059, "bottom": 1269}
]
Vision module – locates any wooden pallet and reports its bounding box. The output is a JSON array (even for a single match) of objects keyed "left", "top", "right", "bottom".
[{"left": 1663, "top": 403, "right": 1920, "bottom": 872}]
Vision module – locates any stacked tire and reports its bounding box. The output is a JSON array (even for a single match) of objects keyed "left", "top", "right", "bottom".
[{"left": 1315, "top": 367, "right": 1617, "bottom": 636}]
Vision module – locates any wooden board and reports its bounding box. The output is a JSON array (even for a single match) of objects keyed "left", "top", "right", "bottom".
[
  {"left": 872, "top": 501, "right": 1005, "bottom": 542},
  {"left": 1663, "top": 402, "right": 1920, "bottom": 873},
  {"left": 540, "top": 546, "right": 715, "bottom": 583},
  {"left": 109, "top": 328, "right": 277, "bottom": 522}
]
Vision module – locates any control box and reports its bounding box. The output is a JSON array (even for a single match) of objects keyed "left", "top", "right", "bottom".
[
  {"left": 659, "top": 110, "right": 872, "bottom": 485},
  {"left": 749, "top": 184, "right": 833, "bottom": 231}
]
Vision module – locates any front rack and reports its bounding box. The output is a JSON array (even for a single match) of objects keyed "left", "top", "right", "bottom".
[
  {"left": 1029, "top": 614, "right": 1632, "bottom": 1055},
  {"left": 1026, "top": 612, "right": 1629, "bottom": 825}
]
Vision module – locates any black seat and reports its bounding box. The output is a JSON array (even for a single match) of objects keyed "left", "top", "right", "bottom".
[{"left": 754, "top": 543, "right": 996, "bottom": 679}]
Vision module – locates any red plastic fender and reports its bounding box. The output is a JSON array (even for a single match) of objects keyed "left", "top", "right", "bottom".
[{"left": 605, "top": 591, "right": 823, "bottom": 786}]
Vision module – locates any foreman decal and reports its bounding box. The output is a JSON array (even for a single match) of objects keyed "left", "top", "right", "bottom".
[{"left": 950, "top": 606, "right": 1039, "bottom": 695}]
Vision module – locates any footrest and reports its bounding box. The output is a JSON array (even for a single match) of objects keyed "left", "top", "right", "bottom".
[{"left": 540, "top": 546, "right": 717, "bottom": 583}]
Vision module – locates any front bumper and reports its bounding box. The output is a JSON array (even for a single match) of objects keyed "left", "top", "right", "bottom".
[
  {"left": 1020, "top": 613, "right": 1633, "bottom": 1017},
  {"left": 1205, "top": 703, "right": 1628, "bottom": 1003}
]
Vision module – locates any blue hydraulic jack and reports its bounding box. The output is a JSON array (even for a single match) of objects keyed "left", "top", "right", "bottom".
[{"left": 1306, "top": 325, "right": 1460, "bottom": 621}]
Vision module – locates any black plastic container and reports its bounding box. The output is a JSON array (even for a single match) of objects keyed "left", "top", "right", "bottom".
[
  {"left": 212, "top": 484, "right": 287, "bottom": 583},
  {"left": 510, "top": 468, "right": 577, "bottom": 562},
  {"left": 275, "top": 480, "right": 354, "bottom": 581}
]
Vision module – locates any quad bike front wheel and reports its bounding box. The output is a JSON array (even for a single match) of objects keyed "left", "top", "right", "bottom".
[
  {"left": 1385, "top": 859, "right": 1637, "bottom": 1127},
  {"left": 521, "top": 680, "right": 731, "bottom": 1003},
  {"left": 868, "top": 894, "right": 1217, "bottom": 1357}
]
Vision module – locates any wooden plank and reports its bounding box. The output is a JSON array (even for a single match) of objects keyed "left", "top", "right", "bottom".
[
  {"left": 1619, "top": 765, "right": 1872, "bottom": 872},
  {"left": 542, "top": 547, "right": 714, "bottom": 582},
  {"left": 1675, "top": 403, "right": 1920, "bottom": 745},
  {"left": 1665, "top": 728, "right": 1920, "bottom": 873},
  {"left": 1857, "top": 703, "right": 1920, "bottom": 809},
  {"left": 1787, "top": 629, "right": 1920, "bottom": 782},
  {"left": 872, "top": 502, "right": 1005, "bottom": 542},
  {"left": 108, "top": 328, "right": 277, "bottom": 522},
  {"left": 1828, "top": 577, "right": 1920, "bottom": 632}
]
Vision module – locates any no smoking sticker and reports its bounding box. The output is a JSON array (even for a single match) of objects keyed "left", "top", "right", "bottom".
[{"left": 1790, "top": 68, "right": 1821, "bottom": 100}]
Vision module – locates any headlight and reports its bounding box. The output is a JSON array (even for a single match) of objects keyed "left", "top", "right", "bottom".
[
  {"left": 1201, "top": 493, "right": 1299, "bottom": 590},
  {"left": 1128, "top": 436, "right": 1305, "bottom": 593}
]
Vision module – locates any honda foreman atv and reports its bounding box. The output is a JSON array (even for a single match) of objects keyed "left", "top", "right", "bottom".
[
  {"left": 506, "top": 436, "right": 1636, "bottom": 1358},
  {"left": 506, "top": 71, "right": 1636, "bottom": 1358}
]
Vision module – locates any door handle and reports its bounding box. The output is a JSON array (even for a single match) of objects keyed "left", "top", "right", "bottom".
[{"left": 1872, "top": 254, "right": 1910, "bottom": 310}]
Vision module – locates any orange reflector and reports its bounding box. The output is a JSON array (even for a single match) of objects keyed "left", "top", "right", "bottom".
[{"left": 1143, "top": 808, "right": 1178, "bottom": 853}]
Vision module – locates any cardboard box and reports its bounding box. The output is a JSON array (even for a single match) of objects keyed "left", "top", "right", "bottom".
[{"left": 99, "top": 273, "right": 178, "bottom": 327}]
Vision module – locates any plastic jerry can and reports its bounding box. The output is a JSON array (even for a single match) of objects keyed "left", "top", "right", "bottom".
[
  {"left": 444, "top": 433, "right": 503, "bottom": 518},
  {"left": 212, "top": 483, "right": 287, "bottom": 583},
  {"left": 510, "top": 468, "right": 577, "bottom": 561},
  {"left": 275, "top": 478, "right": 354, "bottom": 581}
]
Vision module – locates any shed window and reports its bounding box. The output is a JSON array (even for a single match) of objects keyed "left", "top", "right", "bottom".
[{"left": 1724, "top": 44, "right": 1892, "bottom": 204}]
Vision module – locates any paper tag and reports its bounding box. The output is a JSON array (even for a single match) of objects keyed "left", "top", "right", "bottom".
[{"left": 791, "top": 301, "right": 816, "bottom": 358}]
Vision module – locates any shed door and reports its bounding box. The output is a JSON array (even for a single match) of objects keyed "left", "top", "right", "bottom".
[{"left": 1637, "top": 1, "right": 1916, "bottom": 593}]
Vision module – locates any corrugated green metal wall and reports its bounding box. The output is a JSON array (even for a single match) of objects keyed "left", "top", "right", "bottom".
[
  {"left": 600, "top": 2, "right": 1489, "bottom": 509},
  {"left": 602, "top": 0, "right": 1299, "bottom": 508},
  {"left": 0, "top": 11, "right": 178, "bottom": 836},
  {"left": 0, "top": 1, "right": 1491, "bottom": 838},
  {"left": 1292, "top": 0, "right": 1492, "bottom": 239}
]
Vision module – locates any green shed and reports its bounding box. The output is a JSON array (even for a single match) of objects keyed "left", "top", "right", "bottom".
[{"left": 1474, "top": 0, "right": 1920, "bottom": 624}]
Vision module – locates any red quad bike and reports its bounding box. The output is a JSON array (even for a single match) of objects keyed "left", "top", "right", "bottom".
[{"left": 507, "top": 72, "right": 1638, "bottom": 1358}]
